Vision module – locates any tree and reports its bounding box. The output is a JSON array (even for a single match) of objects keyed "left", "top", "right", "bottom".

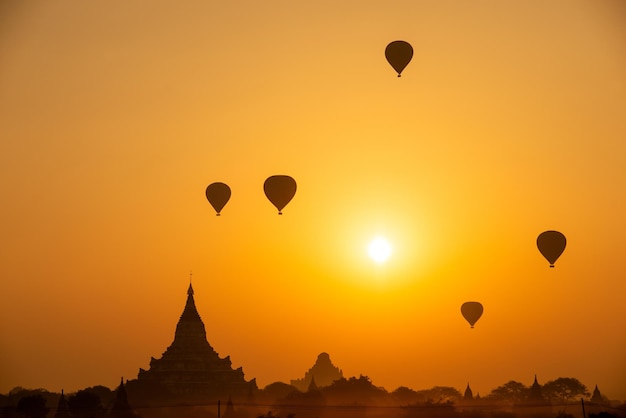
[
  {"left": 414, "top": 386, "right": 462, "bottom": 404},
  {"left": 68, "top": 390, "right": 104, "bottom": 418},
  {"left": 543, "top": 378, "right": 588, "bottom": 404},
  {"left": 259, "top": 382, "right": 298, "bottom": 403},
  {"left": 391, "top": 386, "right": 421, "bottom": 405},
  {"left": 486, "top": 381, "right": 528, "bottom": 403},
  {"left": 16, "top": 394, "right": 48, "bottom": 418},
  {"left": 321, "top": 375, "right": 389, "bottom": 405}
]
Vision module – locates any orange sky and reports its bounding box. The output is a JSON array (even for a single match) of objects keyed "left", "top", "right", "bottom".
[{"left": 1, "top": 0, "right": 625, "bottom": 401}]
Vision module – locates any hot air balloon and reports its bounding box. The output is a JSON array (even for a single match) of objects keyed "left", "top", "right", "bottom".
[
  {"left": 537, "top": 230, "right": 566, "bottom": 267},
  {"left": 205, "top": 182, "right": 231, "bottom": 216},
  {"left": 461, "top": 302, "right": 483, "bottom": 328},
  {"left": 385, "top": 40, "right": 413, "bottom": 77},
  {"left": 264, "top": 175, "right": 296, "bottom": 215}
]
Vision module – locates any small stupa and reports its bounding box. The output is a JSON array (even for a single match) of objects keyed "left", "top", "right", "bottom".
[
  {"left": 53, "top": 390, "right": 70, "bottom": 418},
  {"left": 590, "top": 385, "right": 605, "bottom": 403},
  {"left": 464, "top": 383, "right": 473, "bottom": 400}
]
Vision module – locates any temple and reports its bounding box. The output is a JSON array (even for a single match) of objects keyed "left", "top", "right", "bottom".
[
  {"left": 527, "top": 375, "right": 545, "bottom": 404},
  {"left": 590, "top": 385, "right": 605, "bottom": 403},
  {"left": 53, "top": 390, "right": 70, "bottom": 418},
  {"left": 127, "top": 283, "right": 256, "bottom": 404},
  {"left": 291, "top": 352, "right": 343, "bottom": 392},
  {"left": 464, "top": 383, "right": 473, "bottom": 400},
  {"left": 109, "top": 378, "right": 137, "bottom": 418}
]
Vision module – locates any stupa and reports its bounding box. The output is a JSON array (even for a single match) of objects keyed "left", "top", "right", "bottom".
[
  {"left": 527, "top": 375, "right": 546, "bottom": 405},
  {"left": 464, "top": 383, "right": 473, "bottom": 400},
  {"left": 590, "top": 385, "right": 605, "bottom": 403},
  {"left": 128, "top": 283, "right": 256, "bottom": 404}
]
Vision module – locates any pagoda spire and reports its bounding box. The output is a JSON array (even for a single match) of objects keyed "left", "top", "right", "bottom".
[
  {"left": 54, "top": 389, "right": 70, "bottom": 418},
  {"left": 110, "top": 378, "right": 137, "bottom": 418},
  {"left": 528, "top": 374, "right": 544, "bottom": 404},
  {"left": 590, "top": 385, "right": 604, "bottom": 403},
  {"left": 464, "top": 383, "right": 473, "bottom": 400},
  {"left": 170, "top": 279, "right": 209, "bottom": 347},
  {"left": 181, "top": 283, "right": 200, "bottom": 320}
]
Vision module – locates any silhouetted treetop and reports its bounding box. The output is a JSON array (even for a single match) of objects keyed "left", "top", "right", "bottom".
[
  {"left": 391, "top": 386, "right": 420, "bottom": 405},
  {"left": 16, "top": 394, "right": 48, "bottom": 418},
  {"left": 419, "top": 386, "right": 463, "bottom": 404},
  {"left": 67, "top": 390, "right": 104, "bottom": 418},
  {"left": 543, "top": 378, "right": 588, "bottom": 404},
  {"left": 486, "top": 381, "right": 528, "bottom": 403},
  {"left": 259, "top": 382, "right": 299, "bottom": 403},
  {"left": 321, "top": 375, "right": 389, "bottom": 405}
]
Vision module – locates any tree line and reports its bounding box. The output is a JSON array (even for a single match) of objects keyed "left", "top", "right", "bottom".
[{"left": 0, "top": 376, "right": 621, "bottom": 418}]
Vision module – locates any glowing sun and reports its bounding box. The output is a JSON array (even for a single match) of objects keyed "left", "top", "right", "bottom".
[{"left": 368, "top": 237, "right": 392, "bottom": 264}]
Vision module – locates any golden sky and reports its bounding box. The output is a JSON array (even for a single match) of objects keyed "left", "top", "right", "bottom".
[{"left": 1, "top": 0, "right": 625, "bottom": 400}]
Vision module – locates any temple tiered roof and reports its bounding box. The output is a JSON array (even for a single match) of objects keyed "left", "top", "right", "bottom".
[
  {"left": 291, "top": 352, "right": 343, "bottom": 392},
  {"left": 130, "top": 283, "right": 256, "bottom": 403}
]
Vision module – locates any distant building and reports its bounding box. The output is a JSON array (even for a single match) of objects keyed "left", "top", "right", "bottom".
[
  {"left": 290, "top": 352, "right": 343, "bottom": 392},
  {"left": 527, "top": 375, "right": 546, "bottom": 405},
  {"left": 53, "top": 390, "right": 70, "bottom": 418},
  {"left": 464, "top": 383, "right": 473, "bottom": 400},
  {"left": 127, "top": 283, "right": 256, "bottom": 404},
  {"left": 108, "top": 378, "right": 137, "bottom": 418},
  {"left": 590, "top": 385, "right": 605, "bottom": 403}
]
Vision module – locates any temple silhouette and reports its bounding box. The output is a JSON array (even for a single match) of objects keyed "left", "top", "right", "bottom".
[
  {"left": 126, "top": 283, "right": 256, "bottom": 405},
  {"left": 290, "top": 352, "right": 343, "bottom": 392}
]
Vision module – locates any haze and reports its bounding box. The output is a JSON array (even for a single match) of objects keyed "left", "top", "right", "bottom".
[{"left": 1, "top": 0, "right": 625, "bottom": 401}]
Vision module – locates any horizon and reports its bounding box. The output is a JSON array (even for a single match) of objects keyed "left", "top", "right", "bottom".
[
  {"left": 0, "top": 283, "right": 619, "bottom": 401},
  {"left": 1, "top": 0, "right": 625, "bottom": 402}
]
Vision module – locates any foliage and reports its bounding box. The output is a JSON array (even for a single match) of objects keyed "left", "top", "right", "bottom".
[
  {"left": 321, "top": 375, "right": 389, "bottom": 405},
  {"left": 414, "top": 386, "right": 463, "bottom": 404},
  {"left": 260, "top": 382, "right": 299, "bottom": 402},
  {"left": 543, "top": 378, "right": 588, "bottom": 404},
  {"left": 16, "top": 394, "right": 48, "bottom": 418},
  {"left": 391, "top": 386, "right": 421, "bottom": 405},
  {"left": 486, "top": 381, "right": 528, "bottom": 403},
  {"left": 67, "top": 390, "right": 104, "bottom": 418}
]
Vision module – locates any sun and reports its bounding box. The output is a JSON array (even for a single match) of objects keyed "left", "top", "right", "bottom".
[{"left": 368, "top": 237, "right": 392, "bottom": 264}]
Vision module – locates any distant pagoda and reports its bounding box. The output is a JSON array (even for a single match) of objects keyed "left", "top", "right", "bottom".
[
  {"left": 527, "top": 375, "right": 547, "bottom": 405},
  {"left": 128, "top": 283, "right": 256, "bottom": 404},
  {"left": 53, "top": 390, "right": 70, "bottom": 418},
  {"left": 291, "top": 352, "right": 343, "bottom": 392},
  {"left": 590, "top": 385, "right": 605, "bottom": 403},
  {"left": 464, "top": 383, "right": 473, "bottom": 400},
  {"left": 109, "top": 378, "right": 138, "bottom": 418}
]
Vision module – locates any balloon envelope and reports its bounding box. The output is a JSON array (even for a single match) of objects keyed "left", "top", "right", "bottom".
[
  {"left": 385, "top": 40, "right": 413, "bottom": 77},
  {"left": 264, "top": 175, "right": 297, "bottom": 214},
  {"left": 461, "top": 302, "right": 483, "bottom": 328},
  {"left": 205, "top": 182, "right": 231, "bottom": 216},
  {"left": 537, "top": 230, "right": 566, "bottom": 267}
]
